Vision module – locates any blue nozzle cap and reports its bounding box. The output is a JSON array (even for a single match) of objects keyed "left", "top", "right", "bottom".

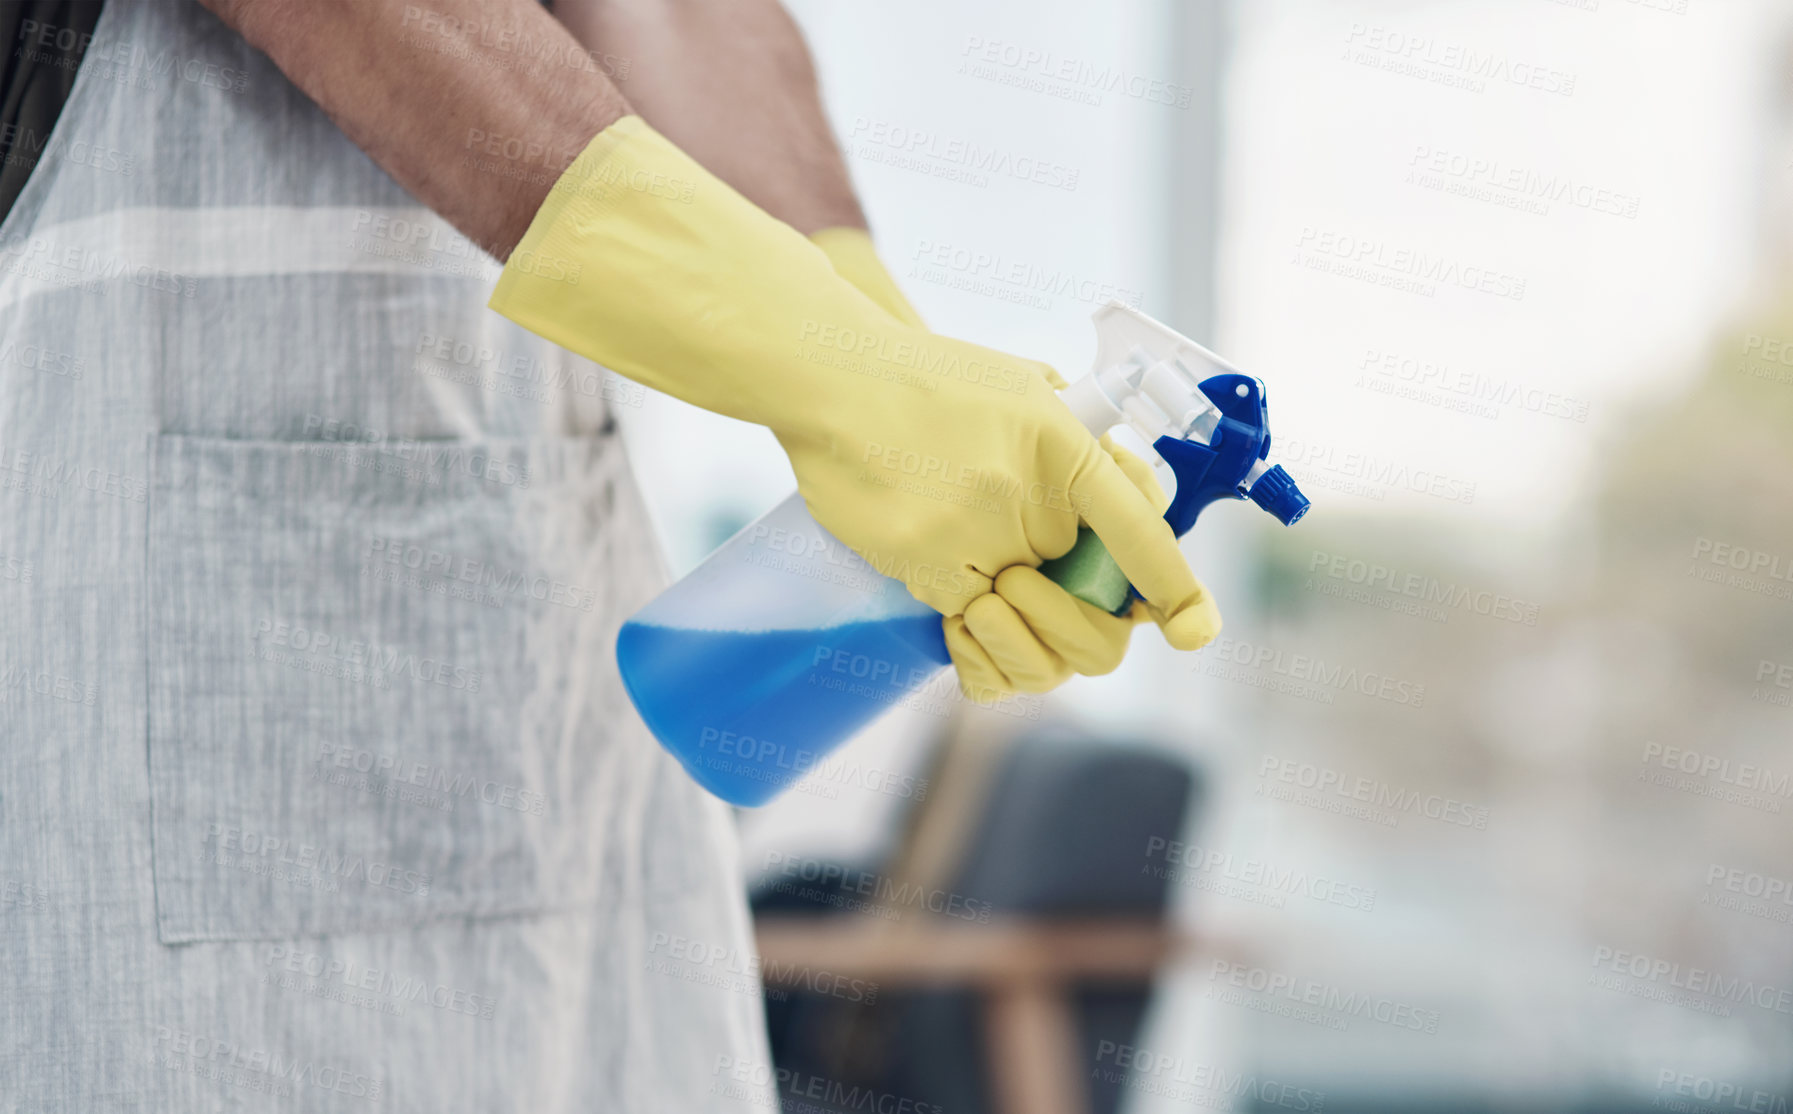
[{"left": 1248, "top": 465, "right": 1309, "bottom": 526}]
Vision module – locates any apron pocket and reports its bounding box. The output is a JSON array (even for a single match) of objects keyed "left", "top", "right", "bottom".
[{"left": 145, "top": 432, "right": 661, "bottom": 943}]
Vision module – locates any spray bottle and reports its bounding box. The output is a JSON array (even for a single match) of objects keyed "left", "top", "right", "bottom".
[{"left": 614, "top": 302, "right": 1310, "bottom": 806}]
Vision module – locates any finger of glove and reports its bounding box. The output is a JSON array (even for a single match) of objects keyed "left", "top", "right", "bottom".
[
  {"left": 905, "top": 567, "right": 991, "bottom": 620},
  {"left": 1101, "top": 435, "right": 1172, "bottom": 515},
  {"left": 1099, "top": 437, "right": 1170, "bottom": 626},
  {"left": 943, "top": 613, "right": 1022, "bottom": 703},
  {"left": 994, "top": 565, "right": 1135, "bottom": 676},
  {"left": 1064, "top": 440, "right": 1221, "bottom": 650},
  {"left": 959, "top": 590, "right": 1074, "bottom": 693}
]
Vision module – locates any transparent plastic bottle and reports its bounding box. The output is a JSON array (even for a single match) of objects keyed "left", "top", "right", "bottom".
[{"left": 615, "top": 492, "right": 950, "bottom": 806}]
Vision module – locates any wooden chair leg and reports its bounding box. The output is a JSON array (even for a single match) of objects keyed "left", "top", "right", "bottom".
[{"left": 983, "top": 981, "right": 1088, "bottom": 1114}]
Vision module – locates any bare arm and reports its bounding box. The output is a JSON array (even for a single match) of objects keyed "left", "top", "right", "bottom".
[
  {"left": 196, "top": 0, "right": 865, "bottom": 255},
  {"left": 198, "top": 0, "right": 631, "bottom": 258},
  {"left": 549, "top": 0, "right": 866, "bottom": 234}
]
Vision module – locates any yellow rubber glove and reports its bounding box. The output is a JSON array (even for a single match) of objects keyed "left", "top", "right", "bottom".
[
  {"left": 808, "top": 227, "right": 926, "bottom": 329},
  {"left": 947, "top": 434, "right": 1191, "bottom": 691},
  {"left": 805, "top": 228, "right": 1211, "bottom": 696},
  {"left": 490, "top": 117, "right": 1221, "bottom": 696}
]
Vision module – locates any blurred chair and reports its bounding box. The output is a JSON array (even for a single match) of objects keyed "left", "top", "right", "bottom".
[{"left": 754, "top": 720, "right": 1206, "bottom": 1114}]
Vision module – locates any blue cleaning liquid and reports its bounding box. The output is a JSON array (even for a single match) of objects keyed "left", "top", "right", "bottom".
[{"left": 615, "top": 615, "right": 952, "bottom": 807}]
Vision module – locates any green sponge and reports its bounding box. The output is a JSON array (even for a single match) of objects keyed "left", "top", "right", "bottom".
[{"left": 1037, "top": 526, "right": 1135, "bottom": 615}]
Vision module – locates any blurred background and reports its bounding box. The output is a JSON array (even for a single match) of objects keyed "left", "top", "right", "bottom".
[{"left": 619, "top": 0, "right": 1793, "bottom": 1110}]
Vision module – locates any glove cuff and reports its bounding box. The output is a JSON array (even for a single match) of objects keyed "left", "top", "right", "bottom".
[{"left": 487, "top": 115, "right": 875, "bottom": 429}]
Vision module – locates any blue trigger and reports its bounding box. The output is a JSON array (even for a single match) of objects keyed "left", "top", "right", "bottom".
[
  {"left": 1151, "top": 373, "right": 1275, "bottom": 538},
  {"left": 1153, "top": 436, "right": 1221, "bottom": 538}
]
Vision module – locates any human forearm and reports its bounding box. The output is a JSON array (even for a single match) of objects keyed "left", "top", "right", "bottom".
[
  {"left": 551, "top": 0, "right": 864, "bottom": 235},
  {"left": 197, "top": 0, "right": 630, "bottom": 258}
]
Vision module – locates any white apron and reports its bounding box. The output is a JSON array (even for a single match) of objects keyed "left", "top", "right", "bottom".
[{"left": 0, "top": 0, "right": 773, "bottom": 1108}]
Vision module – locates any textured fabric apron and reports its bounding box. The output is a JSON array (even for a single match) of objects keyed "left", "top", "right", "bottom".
[{"left": 0, "top": 0, "right": 773, "bottom": 1109}]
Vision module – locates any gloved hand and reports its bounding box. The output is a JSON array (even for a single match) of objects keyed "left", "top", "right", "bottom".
[
  {"left": 805, "top": 227, "right": 1209, "bottom": 696},
  {"left": 808, "top": 227, "right": 926, "bottom": 329},
  {"left": 490, "top": 116, "right": 1221, "bottom": 698}
]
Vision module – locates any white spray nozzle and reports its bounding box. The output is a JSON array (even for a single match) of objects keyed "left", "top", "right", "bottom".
[{"left": 1058, "top": 302, "right": 1240, "bottom": 445}]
